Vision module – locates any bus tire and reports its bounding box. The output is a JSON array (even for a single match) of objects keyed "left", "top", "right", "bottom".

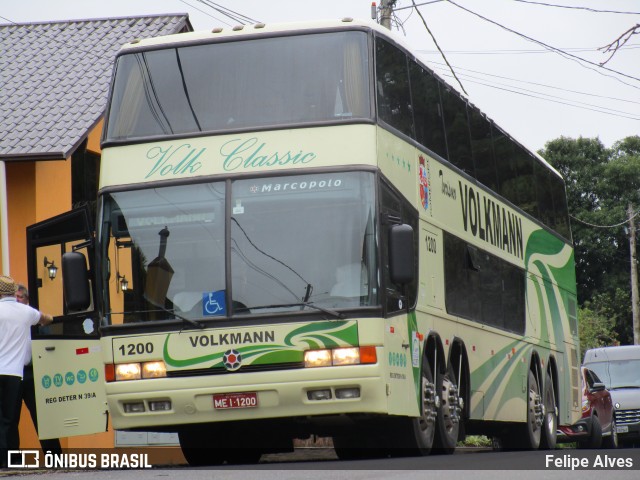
[
  {"left": 178, "top": 430, "right": 225, "bottom": 466},
  {"left": 388, "top": 356, "right": 437, "bottom": 457},
  {"left": 522, "top": 369, "right": 542, "bottom": 449},
  {"left": 333, "top": 428, "right": 388, "bottom": 460},
  {"left": 433, "top": 362, "right": 461, "bottom": 454},
  {"left": 178, "top": 428, "right": 262, "bottom": 465},
  {"left": 539, "top": 371, "right": 557, "bottom": 450}
]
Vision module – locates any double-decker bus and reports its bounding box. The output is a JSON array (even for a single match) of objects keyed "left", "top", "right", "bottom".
[{"left": 29, "top": 18, "right": 580, "bottom": 464}]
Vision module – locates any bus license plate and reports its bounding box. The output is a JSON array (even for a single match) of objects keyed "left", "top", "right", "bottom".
[
  {"left": 213, "top": 392, "right": 258, "bottom": 410},
  {"left": 616, "top": 425, "right": 628, "bottom": 434}
]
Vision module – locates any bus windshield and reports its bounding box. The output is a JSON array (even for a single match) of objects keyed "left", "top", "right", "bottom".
[
  {"left": 105, "top": 31, "right": 371, "bottom": 142},
  {"left": 101, "top": 171, "right": 378, "bottom": 322}
]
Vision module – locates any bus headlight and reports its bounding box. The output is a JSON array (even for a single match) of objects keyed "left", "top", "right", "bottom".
[
  {"left": 304, "top": 349, "right": 332, "bottom": 367},
  {"left": 332, "top": 347, "right": 360, "bottom": 366},
  {"left": 304, "top": 346, "right": 377, "bottom": 368},
  {"left": 142, "top": 361, "right": 167, "bottom": 379},
  {"left": 113, "top": 361, "right": 167, "bottom": 381},
  {"left": 115, "top": 363, "right": 141, "bottom": 381}
]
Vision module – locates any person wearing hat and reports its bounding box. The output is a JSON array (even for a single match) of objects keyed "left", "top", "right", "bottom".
[{"left": 0, "top": 275, "right": 53, "bottom": 467}]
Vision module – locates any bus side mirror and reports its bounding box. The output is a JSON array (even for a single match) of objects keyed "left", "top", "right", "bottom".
[
  {"left": 62, "top": 252, "right": 92, "bottom": 311},
  {"left": 389, "top": 224, "right": 415, "bottom": 285}
]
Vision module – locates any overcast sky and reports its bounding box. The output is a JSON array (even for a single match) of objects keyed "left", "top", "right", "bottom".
[{"left": 2, "top": 0, "right": 639, "bottom": 152}]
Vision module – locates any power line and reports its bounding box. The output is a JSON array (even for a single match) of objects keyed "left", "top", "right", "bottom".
[
  {"left": 436, "top": 70, "right": 640, "bottom": 121},
  {"left": 178, "top": 0, "right": 235, "bottom": 27},
  {"left": 570, "top": 212, "right": 640, "bottom": 229},
  {"left": 426, "top": 60, "right": 640, "bottom": 107},
  {"left": 418, "top": 44, "right": 640, "bottom": 56},
  {"left": 512, "top": 0, "right": 640, "bottom": 15},
  {"left": 192, "top": 0, "right": 260, "bottom": 25},
  {"left": 411, "top": 0, "right": 468, "bottom": 95},
  {"left": 445, "top": 0, "right": 640, "bottom": 89},
  {"left": 434, "top": 67, "right": 640, "bottom": 117},
  {"left": 395, "top": 0, "right": 445, "bottom": 11}
]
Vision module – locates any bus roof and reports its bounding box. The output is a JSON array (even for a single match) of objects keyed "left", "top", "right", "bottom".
[
  {"left": 121, "top": 18, "right": 384, "bottom": 50},
  {"left": 118, "top": 17, "right": 562, "bottom": 181}
]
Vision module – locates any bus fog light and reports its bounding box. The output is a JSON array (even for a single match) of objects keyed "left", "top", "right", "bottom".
[
  {"left": 149, "top": 400, "right": 171, "bottom": 411},
  {"left": 307, "top": 389, "right": 332, "bottom": 401},
  {"left": 336, "top": 387, "right": 360, "bottom": 399},
  {"left": 123, "top": 402, "right": 145, "bottom": 413}
]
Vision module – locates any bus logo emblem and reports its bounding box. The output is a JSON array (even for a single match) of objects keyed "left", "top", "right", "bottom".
[
  {"left": 419, "top": 156, "right": 429, "bottom": 210},
  {"left": 223, "top": 349, "right": 242, "bottom": 371}
]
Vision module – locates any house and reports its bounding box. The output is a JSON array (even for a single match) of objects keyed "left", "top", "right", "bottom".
[{"left": 0, "top": 13, "right": 193, "bottom": 460}]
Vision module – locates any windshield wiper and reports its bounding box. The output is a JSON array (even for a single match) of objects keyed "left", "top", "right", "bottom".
[
  {"left": 236, "top": 302, "right": 345, "bottom": 319},
  {"left": 610, "top": 385, "right": 640, "bottom": 390}
]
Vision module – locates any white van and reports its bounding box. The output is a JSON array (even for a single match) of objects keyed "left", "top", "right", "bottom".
[{"left": 582, "top": 345, "right": 640, "bottom": 446}]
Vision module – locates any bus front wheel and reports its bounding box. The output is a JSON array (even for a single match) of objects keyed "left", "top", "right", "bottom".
[
  {"left": 178, "top": 427, "right": 262, "bottom": 466},
  {"left": 387, "top": 357, "right": 437, "bottom": 457}
]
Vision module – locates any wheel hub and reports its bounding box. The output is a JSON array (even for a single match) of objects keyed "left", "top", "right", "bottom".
[{"left": 443, "top": 379, "right": 462, "bottom": 424}]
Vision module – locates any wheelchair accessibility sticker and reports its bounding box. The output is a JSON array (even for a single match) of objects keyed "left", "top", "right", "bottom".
[{"left": 203, "top": 290, "right": 226, "bottom": 316}]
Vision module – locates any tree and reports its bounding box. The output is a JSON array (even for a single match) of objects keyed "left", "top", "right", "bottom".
[
  {"left": 540, "top": 136, "right": 640, "bottom": 345},
  {"left": 603, "top": 136, "right": 640, "bottom": 344},
  {"left": 540, "top": 137, "right": 612, "bottom": 302},
  {"left": 579, "top": 301, "right": 618, "bottom": 352}
]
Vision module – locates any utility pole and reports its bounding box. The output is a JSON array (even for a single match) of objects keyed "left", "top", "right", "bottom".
[
  {"left": 379, "top": 0, "right": 396, "bottom": 30},
  {"left": 629, "top": 203, "right": 640, "bottom": 345}
]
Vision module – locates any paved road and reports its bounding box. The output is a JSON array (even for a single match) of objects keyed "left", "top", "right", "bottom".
[{"left": 2, "top": 447, "right": 640, "bottom": 479}]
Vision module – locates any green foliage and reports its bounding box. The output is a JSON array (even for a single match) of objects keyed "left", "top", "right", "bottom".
[
  {"left": 458, "top": 435, "right": 492, "bottom": 447},
  {"left": 540, "top": 135, "right": 640, "bottom": 345},
  {"left": 578, "top": 301, "right": 619, "bottom": 352}
]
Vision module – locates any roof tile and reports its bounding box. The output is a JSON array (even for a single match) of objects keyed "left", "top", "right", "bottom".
[{"left": 0, "top": 14, "right": 191, "bottom": 159}]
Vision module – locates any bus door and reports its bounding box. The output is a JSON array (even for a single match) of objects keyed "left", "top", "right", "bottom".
[{"left": 26, "top": 207, "right": 107, "bottom": 440}]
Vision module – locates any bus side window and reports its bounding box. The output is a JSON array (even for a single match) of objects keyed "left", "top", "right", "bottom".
[
  {"left": 409, "top": 60, "right": 446, "bottom": 160},
  {"left": 379, "top": 180, "right": 418, "bottom": 315},
  {"left": 375, "top": 37, "right": 414, "bottom": 139}
]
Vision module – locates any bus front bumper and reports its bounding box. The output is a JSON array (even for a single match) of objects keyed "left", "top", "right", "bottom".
[{"left": 107, "top": 364, "right": 392, "bottom": 431}]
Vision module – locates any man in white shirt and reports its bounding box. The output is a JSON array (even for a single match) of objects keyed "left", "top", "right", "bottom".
[
  {"left": 0, "top": 275, "right": 52, "bottom": 467},
  {"left": 14, "top": 283, "right": 62, "bottom": 455}
]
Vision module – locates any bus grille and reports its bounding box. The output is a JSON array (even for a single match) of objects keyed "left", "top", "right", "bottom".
[
  {"left": 166, "top": 362, "right": 304, "bottom": 377},
  {"left": 615, "top": 408, "right": 640, "bottom": 426}
]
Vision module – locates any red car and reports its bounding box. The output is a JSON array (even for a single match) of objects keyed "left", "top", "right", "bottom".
[{"left": 557, "top": 367, "right": 618, "bottom": 448}]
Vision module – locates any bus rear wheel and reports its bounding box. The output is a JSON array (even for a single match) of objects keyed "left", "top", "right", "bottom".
[
  {"left": 540, "top": 371, "right": 557, "bottom": 450},
  {"left": 434, "top": 363, "right": 461, "bottom": 454},
  {"left": 523, "top": 369, "right": 543, "bottom": 449},
  {"left": 496, "top": 370, "right": 543, "bottom": 450}
]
